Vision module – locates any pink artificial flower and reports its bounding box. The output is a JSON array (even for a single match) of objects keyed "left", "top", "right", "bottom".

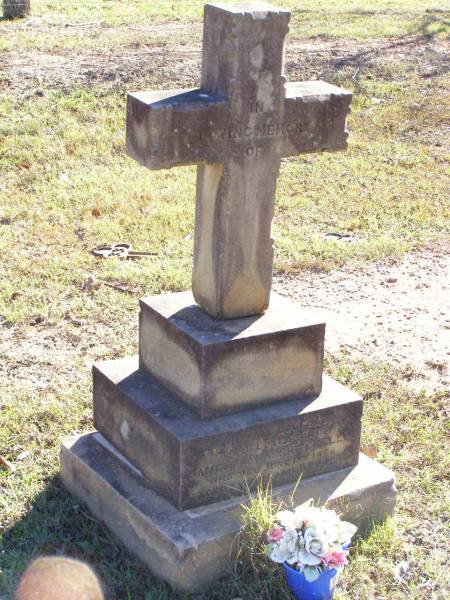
[
  {"left": 322, "top": 549, "right": 348, "bottom": 568},
  {"left": 267, "top": 527, "right": 284, "bottom": 543}
]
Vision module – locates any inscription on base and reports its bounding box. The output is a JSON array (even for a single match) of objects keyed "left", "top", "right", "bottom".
[{"left": 189, "top": 411, "right": 358, "bottom": 497}]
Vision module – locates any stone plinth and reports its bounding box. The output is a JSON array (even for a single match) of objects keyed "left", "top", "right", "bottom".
[
  {"left": 139, "top": 291, "right": 325, "bottom": 418},
  {"left": 61, "top": 432, "right": 396, "bottom": 593},
  {"left": 93, "top": 356, "right": 362, "bottom": 510}
]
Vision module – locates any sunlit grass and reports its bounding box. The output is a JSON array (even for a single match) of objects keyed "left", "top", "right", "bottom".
[
  {"left": 1, "top": 65, "right": 448, "bottom": 323},
  {"left": 0, "top": 1, "right": 449, "bottom": 598},
  {"left": 1, "top": 0, "right": 449, "bottom": 52}
]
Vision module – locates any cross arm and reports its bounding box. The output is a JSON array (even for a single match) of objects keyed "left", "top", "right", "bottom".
[
  {"left": 281, "top": 81, "right": 352, "bottom": 158},
  {"left": 126, "top": 88, "right": 227, "bottom": 169}
]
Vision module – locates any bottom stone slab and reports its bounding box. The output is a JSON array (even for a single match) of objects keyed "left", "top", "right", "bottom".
[{"left": 61, "top": 432, "right": 396, "bottom": 593}]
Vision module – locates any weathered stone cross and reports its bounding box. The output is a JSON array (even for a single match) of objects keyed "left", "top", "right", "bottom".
[{"left": 126, "top": 2, "right": 351, "bottom": 319}]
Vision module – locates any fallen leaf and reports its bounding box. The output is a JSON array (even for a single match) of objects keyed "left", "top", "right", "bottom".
[
  {"left": 104, "top": 282, "right": 136, "bottom": 294},
  {"left": 0, "top": 455, "right": 14, "bottom": 472},
  {"left": 361, "top": 444, "right": 378, "bottom": 458},
  {"left": 29, "top": 315, "right": 44, "bottom": 326},
  {"left": 69, "top": 316, "right": 83, "bottom": 326},
  {"left": 19, "top": 161, "right": 31, "bottom": 170}
]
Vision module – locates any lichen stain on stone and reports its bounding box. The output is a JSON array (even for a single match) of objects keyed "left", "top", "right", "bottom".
[
  {"left": 249, "top": 43, "right": 264, "bottom": 70},
  {"left": 257, "top": 71, "right": 274, "bottom": 111},
  {"left": 120, "top": 420, "right": 131, "bottom": 441}
]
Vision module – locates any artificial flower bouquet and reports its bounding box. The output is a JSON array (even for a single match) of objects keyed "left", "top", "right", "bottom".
[{"left": 266, "top": 500, "right": 358, "bottom": 583}]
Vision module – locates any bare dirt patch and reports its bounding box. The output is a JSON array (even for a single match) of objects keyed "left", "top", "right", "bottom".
[
  {"left": 1, "top": 247, "right": 448, "bottom": 410},
  {"left": 275, "top": 246, "right": 450, "bottom": 392},
  {"left": 0, "top": 17, "right": 448, "bottom": 94},
  {"left": 1, "top": 314, "right": 132, "bottom": 404},
  {"left": 0, "top": 20, "right": 203, "bottom": 93}
]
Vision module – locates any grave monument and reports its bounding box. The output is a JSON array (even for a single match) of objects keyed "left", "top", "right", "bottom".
[
  {"left": 61, "top": 3, "right": 396, "bottom": 592},
  {"left": 2, "top": 0, "right": 30, "bottom": 19}
]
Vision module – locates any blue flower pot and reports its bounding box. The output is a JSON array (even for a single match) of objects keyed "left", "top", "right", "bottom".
[{"left": 283, "top": 563, "right": 339, "bottom": 600}]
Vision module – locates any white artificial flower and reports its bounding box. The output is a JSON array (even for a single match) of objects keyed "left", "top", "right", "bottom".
[
  {"left": 268, "top": 544, "right": 291, "bottom": 564},
  {"left": 286, "top": 550, "right": 300, "bottom": 566},
  {"left": 304, "top": 527, "right": 329, "bottom": 557},
  {"left": 267, "top": 527, "right": 298, "bottom": 564},
  {"left": 293, "top": 500, "right": 322, "bottom": 528},
  {"left": 336, "top": 520, "right": 358, "bottom": 545},
  {"left": 276, "top": 509, "right": 302, "bottom": 529},
  {"left": 268, "top": 501, "right": 357, "bottom": 569},
  {"left": 298, "top": 548, "right": 322, "bottom": 566},
  {"left": 315, "top": 516, "right": 339, "bottom": 544}
]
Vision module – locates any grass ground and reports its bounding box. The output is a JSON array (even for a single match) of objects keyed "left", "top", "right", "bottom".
[{"left": 0, "top": 0, "right": 449, "bottom": 598}]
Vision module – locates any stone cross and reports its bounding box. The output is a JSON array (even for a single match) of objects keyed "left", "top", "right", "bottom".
[{"left": 126, "top": 2, "right": 351, "bottom": 319}]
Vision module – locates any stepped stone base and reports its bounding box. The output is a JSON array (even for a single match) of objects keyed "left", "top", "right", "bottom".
[{"left": 61, "top": 432, "right": 396, "bottom": 593}]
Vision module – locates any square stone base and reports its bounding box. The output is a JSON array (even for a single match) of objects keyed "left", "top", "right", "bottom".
[
  {"left": 139, "top": 291, "right": 325, "bottom": 418},
  {"left": 61, "top": 432, "right": 396, "bottom": 593},
  {"left": 93, "top": 356, "right": 362, "bottom": 510}
]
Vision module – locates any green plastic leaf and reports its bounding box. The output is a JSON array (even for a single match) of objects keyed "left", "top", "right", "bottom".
[{"left": 303, "top": 566, "right": 320, "bottom": 582}]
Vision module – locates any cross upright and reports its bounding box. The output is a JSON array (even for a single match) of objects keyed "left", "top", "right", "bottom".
[{"left": 126, "top": 2, "right": 351, "bottom": 320}]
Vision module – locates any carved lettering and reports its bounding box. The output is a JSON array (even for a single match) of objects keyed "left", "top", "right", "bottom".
[
  {"left": 246, "top": 145, "right": 264, "bottom": 158},
  {"left": 249, "top": 100, "right": 264, "bottom": 113},
  {"left": 209, "top": 121, "right": 302, "bottom": 141},
  {"left": 255, "top": 124, "right": 267, "bottom": 137},
  {"left": 192, "top": 430, "right": 352, "bottom": 484}
]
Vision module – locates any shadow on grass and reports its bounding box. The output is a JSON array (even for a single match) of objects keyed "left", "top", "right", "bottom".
[
  {"left": 0, "top": 474, "right": 292, "bottom": 599},
  {"left": 413, "top": 11, "right": 450, "bottom": 38},
  {"left": 333, "top": 36, "right": 439, "bottom": 74},
  {"left": 0, "top": 472, "right": 387, "bottom": 600},
  {"left": 327, "top": 10, "right": 448, "bottom": 75},
  {"left": 0, "top": 475, "right": 170, "bottom": 600}
]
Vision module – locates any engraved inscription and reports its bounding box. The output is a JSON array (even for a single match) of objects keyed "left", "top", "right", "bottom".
[
  {"left": 248, "top": 100, "right": 264, "bottom": 113},
  {"left": 191, "top": 414, "right": 356, "bottom": 489},
  {"left": 246, "top": 145, "right": 264, "bottom": 158},
  {"left": 194, "top": 440, "right": 352, "bottom": 487},
  {"left": 209, "top": 121, "right": 303, "bottom": 141}
]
